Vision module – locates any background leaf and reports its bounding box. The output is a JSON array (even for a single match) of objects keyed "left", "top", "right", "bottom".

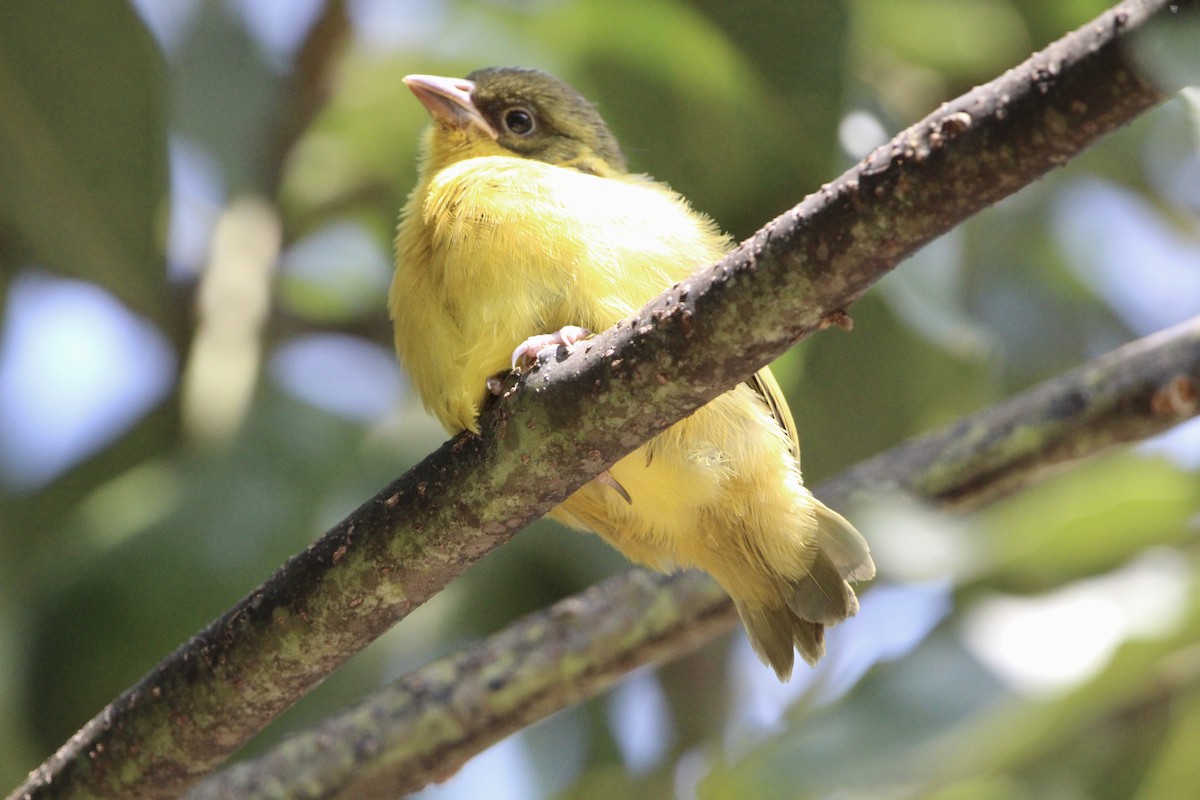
[{"left": 0, "top": 0, "right": 169, "bottom": 321}]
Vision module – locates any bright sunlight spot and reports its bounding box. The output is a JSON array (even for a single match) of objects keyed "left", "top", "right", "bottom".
[
  {"left": 962, "top": 549, "right": 1191, "bottom": 695},
  {"left": 0, "top": 273, "right": 174, "bottom": 491}
]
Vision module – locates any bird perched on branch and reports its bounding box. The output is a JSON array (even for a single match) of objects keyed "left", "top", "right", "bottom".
[{"left": 391, "top": 66, "right": 874, "bottom": 680}]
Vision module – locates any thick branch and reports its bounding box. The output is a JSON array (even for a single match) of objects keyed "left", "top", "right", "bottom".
[
  {"left": 187, "top": 316, "right": 1200, "bottom": 800},
  {"left": 191, "top": 571, "right": 734, "bottom": 800},
  {"left": 7, "top": 1, "right": 1190, "bottom": 798}
]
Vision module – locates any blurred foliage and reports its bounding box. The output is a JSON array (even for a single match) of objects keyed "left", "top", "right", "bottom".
[
  {"left": 1, "top": 0, "right": 1198, "bottom": 798},
  {"left": 0, "top": 0, "right": 169, "bottom": 324}
]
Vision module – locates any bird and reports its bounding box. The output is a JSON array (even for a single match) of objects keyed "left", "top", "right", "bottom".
[{"left": 391, "top": 66, "right": 874, "bottom": 680}]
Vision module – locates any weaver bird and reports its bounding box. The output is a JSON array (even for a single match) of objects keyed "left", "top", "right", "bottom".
[{"left": 391, "top": 67, "right": 874, "bottom": 680}]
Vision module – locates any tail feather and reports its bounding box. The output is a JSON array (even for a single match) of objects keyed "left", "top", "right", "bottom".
[
  {"left": 736, "top": 602, "right": 826, "bottom": 680},
  {"left": 786, "top": 548, "right": 859, "bottom": 624},
  {"left": 812, "top": 503, "right": 876, "bottom": 582},
  {"left": 740, "top": 502, "right": 875, "bottom": 680}
]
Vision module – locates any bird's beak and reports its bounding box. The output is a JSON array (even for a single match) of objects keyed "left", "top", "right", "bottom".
[{"left": 403, "top": 74, "right": 499, "bottom": 140}]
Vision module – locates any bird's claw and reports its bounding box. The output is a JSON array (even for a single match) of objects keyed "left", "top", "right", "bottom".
[
  {"left": 597, "top": 469, "right": 632, "bottom": 505},
  {"left": 510, "top": 325, "right": 591, "bottom": 370}
]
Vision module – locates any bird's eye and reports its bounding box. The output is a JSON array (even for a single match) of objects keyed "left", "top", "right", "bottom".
[{"left": 502, "top": 107, "right": 535, "bottom": 136}]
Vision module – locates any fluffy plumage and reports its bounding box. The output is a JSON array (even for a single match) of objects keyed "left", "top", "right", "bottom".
[{"left": 391, "top": 67, "right": 874, "bottom": 679}]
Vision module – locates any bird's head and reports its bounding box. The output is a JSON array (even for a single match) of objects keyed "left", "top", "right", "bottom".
[{"left": 404, "top": 67, "right": 628, "bottom": 177}]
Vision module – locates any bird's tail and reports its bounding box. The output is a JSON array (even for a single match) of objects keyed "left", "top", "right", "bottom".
[{"left": 736, "top": 502, "right": 875, "bottom": 681}]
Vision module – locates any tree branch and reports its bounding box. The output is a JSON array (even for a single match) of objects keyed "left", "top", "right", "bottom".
[
  {"left": 264, "top": 0, "right": 348, "bottom": 202},
  {"left": 7, "top": 1, "right": 1191, "bottom": 798},
  {"left": 820, "top": 319, "right": 1200, "bottom": 513},
  {"left": 186, "top": 316, "right": 1200, "bottom": 800}
]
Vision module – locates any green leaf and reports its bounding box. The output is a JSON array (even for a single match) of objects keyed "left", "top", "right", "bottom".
[
  {"left": 979, "top": 454, "right": 1200, "bottom": 586},
  {"left": 1133, "top": 684, "right": 1200, "bottom": 800},
  {"left": 0, "top": 1, "right": 169, "bottom": 319}
]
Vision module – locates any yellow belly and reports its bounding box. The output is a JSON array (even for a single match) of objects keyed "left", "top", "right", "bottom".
[{"left": 549, "top": 383, "right": 820, "bottom": 609}]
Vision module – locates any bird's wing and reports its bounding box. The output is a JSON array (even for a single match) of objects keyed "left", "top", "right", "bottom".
[{"left": 746, "top": 368, "right": 801, "bottom": 466}]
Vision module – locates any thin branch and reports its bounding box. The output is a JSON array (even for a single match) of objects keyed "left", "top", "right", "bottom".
[
  {"left": 820, "top": 319, "right": 1200, "bottom": 512},
  {"left": 7, "top": 1, "right": 1190, "bottom": 798},
  {"left": 187, "top": 316, "right": 1200, "bottom": 800},
  {"left": 263, "top": 0, "right": 348, "bottom": 200}
]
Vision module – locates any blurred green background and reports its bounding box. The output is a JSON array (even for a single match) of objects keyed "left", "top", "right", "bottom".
[{"left": 2, "top": 1, "right": 1199, "bottom": 798}]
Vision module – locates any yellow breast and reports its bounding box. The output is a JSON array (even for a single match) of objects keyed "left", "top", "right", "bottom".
[{"left": 391, "top": 154, "right": 729, "bottom": 433}]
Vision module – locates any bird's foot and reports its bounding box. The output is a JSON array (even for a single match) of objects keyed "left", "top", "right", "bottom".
[{"left": 510, "top": 326, "right": 591, "bottom": 370}]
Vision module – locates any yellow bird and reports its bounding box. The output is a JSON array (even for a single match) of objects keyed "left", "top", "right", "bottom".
[{"left": 391, "top": 67, "right": 874, "bottom": 680}]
